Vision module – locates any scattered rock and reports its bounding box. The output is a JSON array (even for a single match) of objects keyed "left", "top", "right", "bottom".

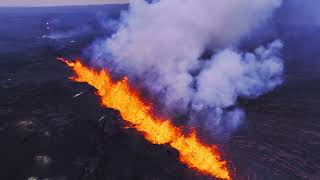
[
  {"left": 34, "top": 155, "right": 52, "bottom": 167},
  {"left": 27, "top": 177, "right": 39, "bottom": 180},
  {"left": 16, "top": 121, "right": 35, "bottom": 132},
  {"left": 44, "top": 131, "right": 51, "bottom": 137}
]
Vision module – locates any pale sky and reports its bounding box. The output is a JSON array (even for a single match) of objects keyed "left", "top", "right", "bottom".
[{"left": 0, "top": 0, "right": 128, "bottom": 7}]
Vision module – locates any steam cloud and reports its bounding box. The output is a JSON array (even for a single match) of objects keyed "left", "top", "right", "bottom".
[{"left": 90, "top": 0, "right": 284, "bottom": 138}]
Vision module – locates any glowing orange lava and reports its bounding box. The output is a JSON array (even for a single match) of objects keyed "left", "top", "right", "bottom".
[{"left": 59, "top": 58, "right": 231, "bottom": 180}]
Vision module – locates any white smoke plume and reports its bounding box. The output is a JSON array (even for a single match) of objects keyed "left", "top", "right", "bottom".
[
  {"left": 194, "top": 40, "right": 283, "bottom": 110},
  {"left": 90, "top": 0, "right": 284, "bottom": 138}
]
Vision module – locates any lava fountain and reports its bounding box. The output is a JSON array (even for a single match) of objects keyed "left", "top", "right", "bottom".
[{"left": 59, "top": 58, "right": 231, "bottom": 180}]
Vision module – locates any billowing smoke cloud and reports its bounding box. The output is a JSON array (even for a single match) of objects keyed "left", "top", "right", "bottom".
[
  {"left": 193, "top": 40, "right": 283, "bottom": 110},
  {"left": 90, "top": 0, "right": 284, "bottom": 138},
  {"left": 190, "top": 41, "right": 283, "bottom": 139}
]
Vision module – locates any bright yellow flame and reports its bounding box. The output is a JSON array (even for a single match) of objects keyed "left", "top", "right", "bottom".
[{"left": 60, "top": 58, "right": 231, "bottom": 180}]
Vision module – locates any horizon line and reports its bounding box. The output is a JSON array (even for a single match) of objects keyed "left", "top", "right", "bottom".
[{"left": 0, "top": 1, "right": 129, "bottom": 8}]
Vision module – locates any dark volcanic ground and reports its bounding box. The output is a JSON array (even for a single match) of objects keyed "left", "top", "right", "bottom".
[{"left": 0, "top": 5, "right": 320, "bottom": 180}]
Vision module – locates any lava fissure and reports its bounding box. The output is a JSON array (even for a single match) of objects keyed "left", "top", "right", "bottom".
[{"left": 59, "top": 58, "right": 231, "bottom": 180}]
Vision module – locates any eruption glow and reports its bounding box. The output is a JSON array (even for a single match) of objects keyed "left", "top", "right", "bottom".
[{"left": 59, "top": 58, "right": 231, "bottom": 180}]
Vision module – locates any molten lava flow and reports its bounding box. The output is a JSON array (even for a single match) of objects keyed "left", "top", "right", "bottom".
[{"left": 59, "top": 58, "right": 231, "bottom": 180}]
